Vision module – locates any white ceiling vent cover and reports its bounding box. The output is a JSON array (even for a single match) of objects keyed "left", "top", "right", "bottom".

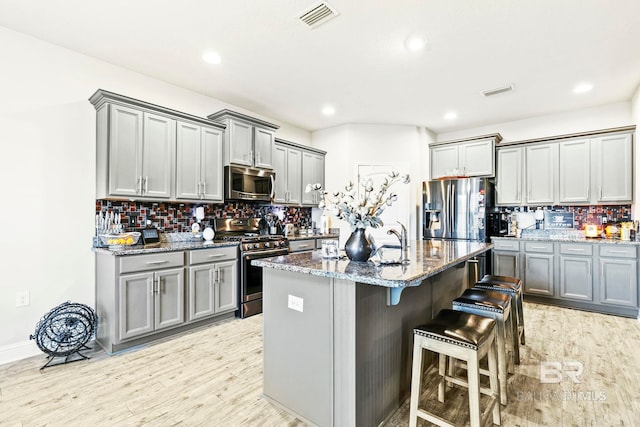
[
  {"left": 482, "top": 84, "right": 515, "bottom": 97},
  {"left": 299, "top": 2, "right": 340, "bottom": 28}
]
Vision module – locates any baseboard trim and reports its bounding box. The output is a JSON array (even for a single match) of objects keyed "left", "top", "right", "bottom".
[{"left": 0, "top": 340, "right": 42, "bottom": 366}]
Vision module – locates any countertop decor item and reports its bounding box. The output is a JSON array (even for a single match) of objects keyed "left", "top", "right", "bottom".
[
  {"left": 29, "top": 301, "right": 98, "bottom": 370},
  {"left": 306, "top": 171, "right": 410, "bottom": 261}
]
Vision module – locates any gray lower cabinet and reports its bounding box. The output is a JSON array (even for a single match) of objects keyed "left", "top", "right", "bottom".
[
  {"left": 492, "top": 239, "right": 520, "bottom": 278},
  {"left": 597, "top": 245, "right": 638, "bottom": 308},
  {"left": 187, "top": 247, "right": 238, "bottom": 321},
  {"left": 491, "top": 238, "right": 640, "bottom": 317},
  {"left": 96, "top": 247, "right": 238, "bottom": 354},
  {"left": 119, "top": 267, "right": 184, "bottom": 340},
  {"left": 558, "top": 243, "right": 593, "bottom": 301},
  {"left": 522, "top": 241, "right": 554, "bottom": 296}
]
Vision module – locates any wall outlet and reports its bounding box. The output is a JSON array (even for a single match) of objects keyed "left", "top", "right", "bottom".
[
  {"left": 287, "top": 294, "right": 304, "bottom": 312},
  {"left": 16, "top": 291, "right": 30, "bottom": 307}
]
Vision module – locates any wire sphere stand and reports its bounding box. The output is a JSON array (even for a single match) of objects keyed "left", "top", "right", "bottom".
[{"left": 29, "top": 301, "right": 98, "bottom": 370}]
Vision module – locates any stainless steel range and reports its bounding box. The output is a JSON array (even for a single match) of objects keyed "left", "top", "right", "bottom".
[{"left": 213, "top": 218, "right": 289, "bottom": 318}]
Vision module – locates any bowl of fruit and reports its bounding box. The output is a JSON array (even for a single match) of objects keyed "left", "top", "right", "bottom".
[{"left": 99, "top": 232, "right": 141, "bottom": 247}]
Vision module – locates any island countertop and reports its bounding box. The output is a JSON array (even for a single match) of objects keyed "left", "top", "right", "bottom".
[{"left": 252, "top": 239, "right": 492, "bottom": 288}]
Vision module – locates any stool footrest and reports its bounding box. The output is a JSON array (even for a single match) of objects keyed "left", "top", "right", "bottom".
[{"left": 415, "top": 408, "right": 456, "bottom": 427}]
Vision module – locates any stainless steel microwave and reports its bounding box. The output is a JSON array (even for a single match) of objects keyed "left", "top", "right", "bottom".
[{"left": 225, "top": 165, "right": 275, "bottom": 201}]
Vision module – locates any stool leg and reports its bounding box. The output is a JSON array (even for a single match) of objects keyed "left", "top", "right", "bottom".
[
  {"left": 509, "top": 298, "right": 520, "bottom": 365},
  {"left": 438, "top": 353, "right": 446, "bottom": 402},
  {"left": 517, "top": 292, "right": 526, "bottom": 345},
  {"left": 467, "top": 352, "right": 482, "bottom": 427},
  {"left": 487, "top": 337, "right": 501, "bottom": 426},
  {"left": 409, "top": 338, "right": 424, "bottom": 427},
  {"left": 495, "top": 319, "right": 508, "bottom": 406}
]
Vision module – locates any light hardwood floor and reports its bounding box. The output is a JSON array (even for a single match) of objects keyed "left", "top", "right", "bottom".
[{"left": 1, "top": 302, "right": 639, "bottom": 426}]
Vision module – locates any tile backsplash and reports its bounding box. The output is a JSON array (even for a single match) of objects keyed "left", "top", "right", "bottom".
[
  {"left": 500, "top": 205, "right": 632, "bottom": 229},
  {"left": 96, "top": 200, "right": 312, "bottom": 233}
]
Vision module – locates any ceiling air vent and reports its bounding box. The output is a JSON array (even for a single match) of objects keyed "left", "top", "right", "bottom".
[
  {"left": 482, "top": 84, "right": 515, "bottom": 97},
  {"left": 299, "top": 2, "right": 339, "bottom": 28}
]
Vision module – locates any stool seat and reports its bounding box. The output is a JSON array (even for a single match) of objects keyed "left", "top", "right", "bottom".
[
  {"left": 477, "top": 274, "right": 522, "bottom": 289},
  {"left": 415, "top": 309, "right": 496, "bottom": 349},
  {"left": 452, "top": 288, "right": 511, "bottom": 313}
]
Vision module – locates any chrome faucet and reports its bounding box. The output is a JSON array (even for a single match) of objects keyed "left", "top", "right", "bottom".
[{"left": 387, "top": 221, "right": 409, "bottom": 263}]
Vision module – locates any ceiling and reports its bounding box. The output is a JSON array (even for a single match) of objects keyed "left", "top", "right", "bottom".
[{"left": 1, "top": 0, "right": 640, "bottom": 133}]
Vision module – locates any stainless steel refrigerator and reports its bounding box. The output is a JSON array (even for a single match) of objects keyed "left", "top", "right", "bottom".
[{"left": 423, "top": 178, "right": 495, "bottom": 280}]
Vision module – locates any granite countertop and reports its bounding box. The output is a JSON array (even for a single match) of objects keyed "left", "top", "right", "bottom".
[
  {"left": 252, "top": 239, "right": 492, "bottom": 288},
  {"left": 286, "top": 232, "right": 340, "bottom": 241},
  {"left": 93, "top": 240, "right": 240, "bottom": 256}
]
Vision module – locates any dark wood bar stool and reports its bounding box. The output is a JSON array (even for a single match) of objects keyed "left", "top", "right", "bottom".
[
  {"left": 451, "top": 288, "right": 516, "bottom": 405},
  {"left": 409, "top": 309, "right": 501, "bottom": 427},
  {"left": 474, "top": 274, "right": 525, "bottom": 348}
]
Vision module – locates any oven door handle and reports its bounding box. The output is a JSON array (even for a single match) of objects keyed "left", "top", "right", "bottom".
[{"left": 244, "top": 249, "right": 289, "bottom": 260}]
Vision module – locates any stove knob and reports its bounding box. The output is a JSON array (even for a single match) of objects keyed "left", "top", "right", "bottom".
[
  {"left": 264, "top": 242, "right": 270, "bottom": 248},
  {"left": 245, "top": 243, "right": 253, "bottom": 250}
]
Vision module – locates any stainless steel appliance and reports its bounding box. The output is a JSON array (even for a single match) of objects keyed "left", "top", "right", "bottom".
[
  {"left": 225, "top": 165, "right": 275, "bottom": 201},
  {"left": 422, "top": 178, "right": 495, "bottom": 282},
  {"left": 214, "top": 218, "right": 288, "bottom": 318}
]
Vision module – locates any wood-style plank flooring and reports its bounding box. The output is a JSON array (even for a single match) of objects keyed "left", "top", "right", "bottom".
[{"left": 1, "top": 302, "right": 639, "bottom": 426}]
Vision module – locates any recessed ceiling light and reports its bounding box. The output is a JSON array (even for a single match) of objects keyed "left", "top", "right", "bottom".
[
  {"left": 322, "top": 106, "right": 335, "bottom": 116},
  {"left": 405, "top": 34, "right": 427, "bottom": 52},
  {"left": 444, "top": 111, "right": 457, "bottom": 120},
  {"left": 573, "top": 82, "right": 593, "bottom": 94},
  {"left": 202, "top": 52, "right": 221, "bottom": 65}
]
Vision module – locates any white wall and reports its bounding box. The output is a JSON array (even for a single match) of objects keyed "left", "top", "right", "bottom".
[
  {"left": 0, "top": 26, "right": 311, "bottom": 364},
  {"left": 631, "top": 85, "right": 640, "bottom": 216},
  {"left": 311, "top": 124, "right": 435, "bottom": 244},
  {"left": 437, "top": 102, "right": 633, "bottom": 143}
]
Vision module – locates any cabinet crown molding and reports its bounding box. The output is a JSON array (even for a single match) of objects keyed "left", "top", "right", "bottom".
[
  {"left": 496, "top": 125, "right": 636, "bottom": 147},
  {"left": 89, "top": 89, "right": 226, "bottom": 130},
  {"left": 207, "top": 109, "right": 280, "bottom": 130},
  {"left": 275, "top": 138, "right": 327, "bottom": 155},
  {"left": 430, "top": 133, "right": 502, "bottom": 147}
]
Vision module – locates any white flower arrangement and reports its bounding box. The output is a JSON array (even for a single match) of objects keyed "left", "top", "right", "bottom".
[{"left": 305, "top": 171, "right": 410, "bottom": 231}]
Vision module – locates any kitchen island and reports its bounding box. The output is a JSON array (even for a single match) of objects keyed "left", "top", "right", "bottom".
[{"left": 252, "top": 239, "right": 492, "bottom": 427}]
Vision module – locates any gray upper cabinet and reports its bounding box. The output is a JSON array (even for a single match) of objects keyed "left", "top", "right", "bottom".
[
  {"left": 274, "top": 138, "right": 325, "bottom": 206},
  {"left": 176, "top": 121, "right": 224, "bottom": 202},
  {"left": 525, "top": 143, "right": 557, "bottom": 205},
  {"left": 496, "top": 147, "right": 523, "bottom": 205},
  {"left": 302, "top": 151, "right": 325, "bottom": 206},
  {"left": 207, "top": 110, "right": 280, "bottom": 170},
  {"left": 559, "top": 138, "right": 591, "bottom": 204},
  {"left": 90, "top": 89, "right": 226, "bottom": 202},
  {"left": 99, "top": 103, "right": 175, "bottom": 199},
  {"left": 429, "top": 134, "right": 499, "bottom": 180},
  {"left": 273, "top": 142, "right": 302, "bottom": 204},
  {"left": 592, "top": 133, "right": 633, "bottom": 203}
]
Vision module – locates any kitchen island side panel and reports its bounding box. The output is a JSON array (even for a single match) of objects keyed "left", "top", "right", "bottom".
[{"left": 262, "top": 269, "right": 334, "bottom": 427}]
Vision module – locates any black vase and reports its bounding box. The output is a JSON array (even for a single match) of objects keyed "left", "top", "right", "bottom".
[{"left": 344, "top": 228, "right": 372, "bottom": 262}]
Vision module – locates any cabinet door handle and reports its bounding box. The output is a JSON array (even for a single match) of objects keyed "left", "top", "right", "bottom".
[
  {"left": 146, "top": 260, "right": 169, "bottom": 265},
  {"left": 215, "top": 266, "right": 220, "bottom": 285},
  {"left": 599, "top": 186, "right": 602, "bottom": 200},
  {"left": 257, "top": 151, "right": 261, "bottom": 164},
  {"left": 202, "top": 181, "right": 206, "bottom": 198},
  {"left": 144, "top": 176, "right": 149, "bottom": 194},
  {"left": 137, "top": 176, "right": 143, "bottom": 194},
  {"left": 249, "top": 150, "right": 253, "bottom": 165},
  {"left": 153, "top": 277, "right": 159, "bottom": 294}
]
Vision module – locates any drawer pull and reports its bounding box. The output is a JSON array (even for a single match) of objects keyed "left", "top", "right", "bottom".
[
  {"left": 207, "top": 254, "right": 226, "bottom": 258},
  {"left": 566, "top": 248, "right": 585, "bottom": 252},
  {"left": 298, "top": 244, "right": 311, "bottom": 248},
  {"left": 530, "top": 246, "right": 547, "bottom": 250},
  {"left": 607, "top": 250, "right": 630, "bottom": 254},
  {"left": 146, "top": 260, "right": 169, "bottom": 265}
]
